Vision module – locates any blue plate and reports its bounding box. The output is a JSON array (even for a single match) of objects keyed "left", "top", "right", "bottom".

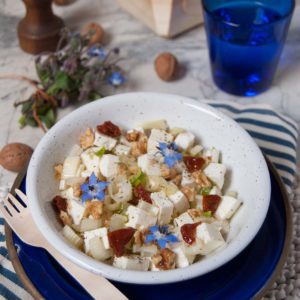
[{"left": 9, "top": 163, "right": 291, "bottom": 300}]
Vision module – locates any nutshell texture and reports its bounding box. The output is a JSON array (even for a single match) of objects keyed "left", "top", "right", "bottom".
[
  {"left": 154, "top": 52, "right": 178, "bottom": 81},
  {"left": 0, "top": 143, "right": 33, "bottom": 172}
]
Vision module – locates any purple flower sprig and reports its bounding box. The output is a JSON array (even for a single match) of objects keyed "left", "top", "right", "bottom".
[
  {"left": 108, "top": 71, "right": 125, "bottom": 87},
  {"left": 145, "top": 225, "right": 179, "bottom": 249},
  {"left": 80, "top": 172, "right": 110, "bottom": 203},
  {"left": 157, "top": 142, "right": 183, "bottom": 168},
  {"left": 15, "top": 28, "right": 126, "bottom": 132},
  {"left": 87, "top": 45, "right": 106, "bottom": 59}
]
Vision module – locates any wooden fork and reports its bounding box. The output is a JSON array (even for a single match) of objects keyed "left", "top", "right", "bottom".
[{"left": 0, "top": 189, "right": 128, "bottom": 300}]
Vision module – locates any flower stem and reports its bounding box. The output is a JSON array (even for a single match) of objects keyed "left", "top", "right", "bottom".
[
  {"left": 0, "top": 74, "right": 39, "bottom": 88},
  {"left": 32, "top": 104, "right": 46, "bottom": 133}
]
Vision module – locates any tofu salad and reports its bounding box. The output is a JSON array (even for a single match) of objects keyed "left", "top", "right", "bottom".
[{"left": 52, "top": 119, "right": 242, "bottom": 271}]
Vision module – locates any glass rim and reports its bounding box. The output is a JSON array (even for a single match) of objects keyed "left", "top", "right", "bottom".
[{"left": 201, "top": 0, "right": 296, "bottom": 27}]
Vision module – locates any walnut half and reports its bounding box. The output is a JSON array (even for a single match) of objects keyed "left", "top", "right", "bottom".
[
  {"left": 80, "top": 128, "right": 95, "bottom": 149},
  {"left": 84, "top": 201, "right": 103, "bottom": 219}
]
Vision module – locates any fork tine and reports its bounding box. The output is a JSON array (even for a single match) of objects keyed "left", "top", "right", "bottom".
[
  {"left": 0, "top": 200, "right": 13, "bottom": 218},
  {"left": 15, "top": 189, "right": 28, "bottom": 204},
  {"left": 2, "top": 196, "right": 15, "bottom": 215},
  {"left": 7, "top": 193, "right": 24, "bottom": 212}
]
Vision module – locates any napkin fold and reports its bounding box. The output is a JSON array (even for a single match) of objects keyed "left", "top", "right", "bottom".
[
  {"left": 0, "top": 100, "right": 298, "bottom": 299},
  {"left": 208, "top": 101, "right": 298, "bottom": 193}
]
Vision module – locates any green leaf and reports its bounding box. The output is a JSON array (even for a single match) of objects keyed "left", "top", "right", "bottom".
[
  {"left": 203, "top": 211, "right": 212, "bottom": 217},
  {"left": 21, "top": 101, "right": 32, "bottom": 115},
  {"left": 129, "top": 169, "right": 147, "bottom": 187},
  {"left": 199, "top": 187, "right": 212, "bottom": 196},
  {"left": 46, "top": 71, "right": 73, "bottom": 95},
  {"left": 37, "top": 103, "right": 52, "bottom": 116},
  {"left": 18, "top": 115, "right": 26, "bottom": 128},
  {"left": 36, "top": 65, "right": 48, "bottom": 86},
  {"left": 26, "top": 116, "right": 38, "bottom": 127},
  {"left": 88, "top": 91, "right": 102, "bottom": 101},
  {"left": 40, "top": 108, "right": 56, "bottom": 129},
  {"left": 94, "top": 147, "right": 106, "bottom": 157}
]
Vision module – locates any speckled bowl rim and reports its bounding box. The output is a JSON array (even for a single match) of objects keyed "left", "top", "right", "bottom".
[{"left": 26, "top": 92, "right": 271, "bottom": 284}]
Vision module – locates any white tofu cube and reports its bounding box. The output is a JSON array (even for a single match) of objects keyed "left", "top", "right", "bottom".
[
  {"left": 80, "top": 147, "right": 101, "bottom": 176},
  {"left": 181, "top": 169, "right": 195, "bottom": 186},
  {"left": 174, "top": 131, "right": 195, "bottom": 150},
  {"left": 81, "top": 169, "right": 94, "bottom": 178},
  {"left": 140, "top": 119, "right": 168, "bottom": 130},
  {"left": 99, "top": 154, "right": 120, "bottom": 178},
  {"left": 215, "top": 196, "right": 242, "bottom": 220},
  {"left": 147, "top": 129, "right": 173, "bottom": 154},
  {"left": 88, "top": 236, "right": 112, "bottom": 261},
  {"left": 137, "top": 154, "right": 161, "bottom": 176},
  {"left": 83, "top": 227, "right": 110, "bottom": 253},
  {"left": 61, "top": 187, "right": 79, "bottom": 201},
  {"left": 181, "top": 239, "right": 205, "bottom": 256},
  {"left": 204, "top": 163, "right": 226, "bottom": 189},
  {"left": 196, "top": 223, "right": 225, "bottom": 254},
  {"left": 174, "top": 211, "right": 194, "bottom": 227},
  {"left": 189, "top": 145, "right": 203, "bottom": 156},
  {"left": 133, "top": 244, "right": 158, "bottom": 257},
  {"left": 114, "top": 144, "right": 131, "bottom": 156},
  {"left": 172, "top": 246, "right": 195, "bottom": 268},
  {"left": 137, "top": 200, "right": 159, "bottom": 216},
  {"left": 59, "top": 180, "right": 66, "bottom": 190},
  {"left": 151, "top": 192, "right": 174, "bottom": 225},
  {"left": 146, "top": 176, "right": 168, "bottom": 192},
  {"left": 68, "top": 144, "right": 83, "bottom": 156},
  {"left": 113, "top": 256, "right": 150, "bottom": 271},
  {"left": 204, "top": 148, "right": 220, "bottom": 163},
  {"left": 209, "top": 186, "right": 222, "bottom": 196},
  {"left": 62, "top": 156, "right": 81, "bottom": 179},
  {"left": 76, "top": 164, "right": 85, "bottom": 177},
  {"left": 67, "top": 199, "right": 85, "bottom": 225},
  {"left": 168, "top": 191, "right": 189, "bottom": 213},
  {"left": 94, "top": 131, "right": 117, "bottom": 151},
  {"left": 126, "top": 206, "right": 157, "bottom": 229}
]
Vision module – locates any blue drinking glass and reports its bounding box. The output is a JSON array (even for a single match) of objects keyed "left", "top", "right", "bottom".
[{"left": 202, "top": 0, "right": 295, "bottom": 96}]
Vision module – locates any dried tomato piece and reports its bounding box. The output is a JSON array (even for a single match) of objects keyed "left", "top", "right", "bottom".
[
  {"left": 180, "top": 222, "right": 201, "bottom": 245},
  {"left": 183, "top": 156, "right": 205, "bottom": 172},
  {"left": 52, "top": 195, "right": 67, "bottom": 212},
  {"left": 108, "top": 227, "right": 135, "bottom": 257},
  {"left": 202, "top": 195, "right": 221, "bottom": 213},
  {"left": 133, "top": 184, "right": 152, "bottom": 204},
  {"left": 97, "top": 121, "right": 121, "bottom": 137}
]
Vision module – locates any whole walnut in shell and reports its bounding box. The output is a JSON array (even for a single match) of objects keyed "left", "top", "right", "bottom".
[
  {"left": 154, "top": 52, "right": 178, "bottom": 81},
  {"left": 81, "top": 22, "right": 104, "bottom": 46},
  {"left": 0, "top": 143, "right": 33, "bottom": 172}
]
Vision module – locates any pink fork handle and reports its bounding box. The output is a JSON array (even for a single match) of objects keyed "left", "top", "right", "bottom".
[{"left": 43, "top": 240, "right": 128, "bottom": 300}]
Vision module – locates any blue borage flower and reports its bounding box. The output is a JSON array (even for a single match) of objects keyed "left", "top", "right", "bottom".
[
  {"left": 80, "top": 172, "right": 110, "bottom": 203},
  {"left": 108, "top": 71, "right": 125, "bottom": 87},
  {"left": 87, "top": 45, "right": 106, "bottom": 59},
  {"left": 145, "top": 225, "right": 179, "bottom": 249},
  {"left": 157, "top": 142, "right": 183, "bottom": 168}
]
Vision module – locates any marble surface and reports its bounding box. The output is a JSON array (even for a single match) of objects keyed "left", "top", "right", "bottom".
[{"left": 0, "top": 0, "right": 300, "bottom": 296}]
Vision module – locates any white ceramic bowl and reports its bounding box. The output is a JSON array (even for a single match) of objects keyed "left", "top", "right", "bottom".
[{"left": 26, "top": 92, "right": 271, "bottom": 284}]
